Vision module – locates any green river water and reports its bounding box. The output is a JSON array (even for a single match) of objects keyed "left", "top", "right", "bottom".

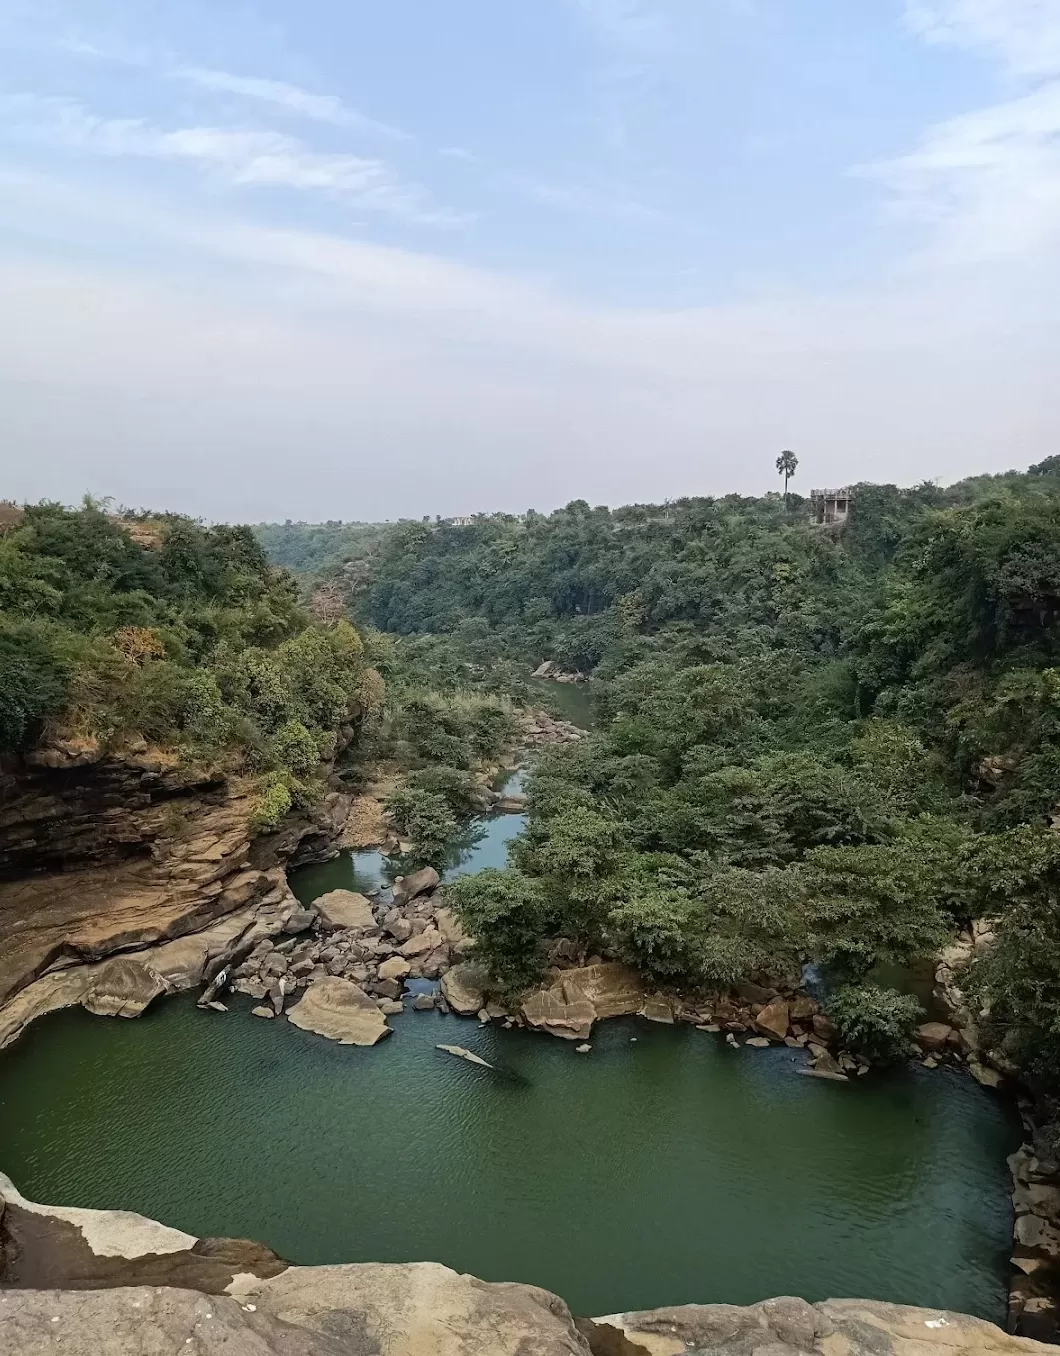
[{"left": 0, "top": 713, "right": 1022, "bottom": 1322}]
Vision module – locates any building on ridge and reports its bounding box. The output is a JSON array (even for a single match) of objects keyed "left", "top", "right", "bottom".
[{"left": 809, "top": 488, "right": 852, "bottom": 527}]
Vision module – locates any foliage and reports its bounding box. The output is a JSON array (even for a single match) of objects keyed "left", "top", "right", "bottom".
[
  {"left": 826, "top": 984, "right": 924, "bottom": 1062},
  {"left": 446, "top": 869, "right": 551, "bottom": 994},
  {"left": 0, "top": 505, "right": 377, "bottom": 823},
  {"left": 256, "top": 462, "right": 1060, "bottom": 1085},
  {"left": 384, "top": 787, "right": 460, "bottom": 866}
]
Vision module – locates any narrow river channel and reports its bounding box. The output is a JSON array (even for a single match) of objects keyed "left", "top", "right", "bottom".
[{"left": 0, "top": 742, "right": 1022, "bottom": 1321}]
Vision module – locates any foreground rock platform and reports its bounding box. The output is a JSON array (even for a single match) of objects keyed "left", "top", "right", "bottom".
[{"left": 3, "top": 1177, "right": 1058, "bottom": 1356}]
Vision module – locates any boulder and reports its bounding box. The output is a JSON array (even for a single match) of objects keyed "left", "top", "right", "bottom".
[
  {"left": 384, "top": 917, "right": 413, "bottom": 943},
  {"left": 746, "top": 1036, "right": 771, "bottom": 1048},
  {"left": 441, "top": 963, "right": 490, "bottom": 1016},
  {"left": 412, "top": 993, "right": 436, "bottom": 1011},
  {"left": 314, "top": 890, "right": 376, "bottom": 933},
  {"left": 251, "top": 1005, "right": 275, "bottom": 1019},
  {"left": 378, "top": 955, "right": 412, "bottom": 983},
  {"left": 917, "top": 1022, "right": 955, "bottom": 1053},
  {"left": 393, "top": 867, "right": 441, "bottom": 907},
  {"left": 811, "top": 1013, "right": 837, "bottom": 1043},
  {"left": 79, "top": 959, "right": 166, "bottom": 1019},
  {"left": 523, "top": 982, "right": 596, "bottom": 1041},
  {"left": 755, "top": 1000, "right": 790, "bottom": 1041},
  {"left": 286, "top": 978, "right": 391, "bottom": 1046},
  {"left": 561, "top": 962, "right": 646, "bottom": 1019},
  {"left": 399, "top": 926, "right": 443, "bottom": 958},
  {"left": 640, "top": 998, "right": 675, "bottom": 1024},
  {"left": 790, "top": 995, "right": 818, "bottom": 1023},
  {"left": 282, "top": 908, "right": 316, "bottom": 934},
  {"left": 736, "top": 981, "right": 776, "bottom": 1005},
  {"left": 435, "top": 907, "right": 467, "bottom": 947}
]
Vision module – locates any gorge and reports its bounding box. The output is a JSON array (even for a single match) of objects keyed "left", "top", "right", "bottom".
[{"left": 2, "top": 480, "right": 1060, "bottom": 1351}]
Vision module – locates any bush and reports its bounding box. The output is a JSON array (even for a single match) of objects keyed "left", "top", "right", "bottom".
[
  {"left": 251, "top": 773, "right": 293, "bottom": 831},
  {"left": 446, "top": 868, "right": 551, "bottom": 994},
  {"left": 826, "top": 984, "right": 923, "bottom": 1062},
  {"left": 384, "top": 787, "right": 460, "bottom": 866}
]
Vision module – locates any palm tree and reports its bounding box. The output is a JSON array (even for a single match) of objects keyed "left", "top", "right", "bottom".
[{"left": 776, "top": 450, "right": 798, "bottom": 502}]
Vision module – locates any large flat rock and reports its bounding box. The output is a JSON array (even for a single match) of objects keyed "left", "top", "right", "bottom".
[
  {"left": 0, "top": 1267, "right": 591, "bottom": 1355},
  {"left": 596, "top": 1296, "right": 1053, "bottom": 1356},
  {"left": 522, "top": 962, "right": 648, "bottom": 1040},
  {"left": 313, "top": 889, "right": 376, "bottom": 932},
  {"left": 286, "top": 977, "right": 391, "bottom": 1046}
]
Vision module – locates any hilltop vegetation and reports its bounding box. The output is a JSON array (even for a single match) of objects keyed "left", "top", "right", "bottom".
[
  {"left": 0, "top": 500, "right": 380, "bottom": 827},
  {"left": 258, "top": 462, "right": 1060, "bottom": 1083}
]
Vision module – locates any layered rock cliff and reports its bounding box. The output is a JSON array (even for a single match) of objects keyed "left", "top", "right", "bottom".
[
  {"left": 0, "top": 1176, "right": 1056, "bottom": 1356},
  {"left": 0, "top": 739, "right": 350, "bottom": 1042}
]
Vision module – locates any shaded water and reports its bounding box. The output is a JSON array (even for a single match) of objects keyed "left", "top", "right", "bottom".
[
  {"left": 0, "top": 754, "right": 1021, "bottom": 1322},
  {"left": 528, "top": 676, "right": 595, "bottom": 729},
  {"left": 0, "top": 994, "right": 1019, "bottom": 1320}
]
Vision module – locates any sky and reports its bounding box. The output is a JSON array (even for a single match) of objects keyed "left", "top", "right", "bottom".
[{"left": 1, "top": 0, "right": 1059, "bottom": 521}]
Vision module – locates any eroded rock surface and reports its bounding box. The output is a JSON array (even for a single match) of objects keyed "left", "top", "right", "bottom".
[
  {"left": 593, "top": 1296, "right": 1054, "bottom": 1356},
  {"left": 0, "top": 745, "right": 350, "bottom": 1018},
  {"left": 522, "top": 963, "right": 648, "bottom": 1040},
  {"left": 286, "top": 977, "right": 391, "bottom": 1046},
  {"left": 313, "top": 889, "right": 376, "bottom": 932}
]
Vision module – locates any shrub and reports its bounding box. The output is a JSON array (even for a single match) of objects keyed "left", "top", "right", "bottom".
[
  {"left": 446, "top": 868, "right": 551, "bottom": 994},
  {"left": 826, "top": 984, "right": 923, "bottom": 1062},
  {"left": 384, "top": 787, "right": 459, "bottom": 866}
]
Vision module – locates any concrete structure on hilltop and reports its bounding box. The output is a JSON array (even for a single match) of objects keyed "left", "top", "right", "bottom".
[{"left": 810, "top": 487, "right": 852, "bottom": 527}]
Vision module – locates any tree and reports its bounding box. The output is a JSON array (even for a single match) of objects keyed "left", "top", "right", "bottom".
[
  {"left": 826, "top": 984, "right": 923, "bottom": 1062},
  {"left": 776, "top": 450, "right": 799, "bottom": 501}
]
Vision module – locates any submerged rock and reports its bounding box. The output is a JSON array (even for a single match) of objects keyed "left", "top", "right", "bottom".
[
  {"left": 437, "top": 1044, "right": 493, "bottom": 1069},
  {"left": 286, "top": 977, "right": 390, "bottom": 1046}
]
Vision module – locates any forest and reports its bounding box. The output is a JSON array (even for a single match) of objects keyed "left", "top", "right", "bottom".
[
  {"left": 0, "top": 500, "right": 380, "bottom": 829},
  {"left": 259, "top": 459, "right": 1060, "bottom": 1089}
]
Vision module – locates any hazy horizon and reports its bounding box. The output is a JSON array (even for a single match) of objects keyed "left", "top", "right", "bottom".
[{"left": 2, "top": 2, "right": 1059, "bottom": 521}]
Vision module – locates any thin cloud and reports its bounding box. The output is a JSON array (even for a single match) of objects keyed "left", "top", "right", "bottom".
[
  {"left": 174, "top": 67, "right": 411, "bottom": 142},
  {"left": 864, "top": 13, "right": 1060, "bottom": 262},
  {"left": 905, "top": 0, "right": 1060, "bottom": 77},
  {"left": 568, "top": 0, "right": 670, "bottom": 54},
  {"left": 1, "top": 94, "right": 465, "bottom": 226},
  {"left": 515, "top": 173, "right": 670, "bottom": 223}
]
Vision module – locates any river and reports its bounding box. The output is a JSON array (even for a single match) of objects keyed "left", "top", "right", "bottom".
[{"left": 0, "top": 748, "right": 1022, "bottom": 1322}]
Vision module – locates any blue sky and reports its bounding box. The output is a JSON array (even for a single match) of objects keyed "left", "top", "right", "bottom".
[{"left": 1, "top": 0, "right": 1059, "bottom": 519}]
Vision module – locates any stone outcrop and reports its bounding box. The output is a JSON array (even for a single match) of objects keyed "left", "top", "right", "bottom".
[
  {"left": 392, "top": 866, "right": 441, "bottom": 907},
  {"left": 441, "top": 962, "right": 490, "bottom": 1016},
  {"left": 592, "top": 1296, "right": 1053, "bottom": 1356},
  {"left": 0, "top": 878, "right": 304, "bottom": 1050},
  {"left": 0, "top": 742, "right": 350, "bottom": 1019},
  {"left": 931, "top": 922, "right": 1060, "bottom": 1341},
  {"left": 286, "top": 976, "right": 391, "bottom": 1045},
  {"left": 521, "top": 963, "right": 649, "bottom": 1040},
  {"left": 0, "top": 1172, "right": 286, "bottom": 1293}
]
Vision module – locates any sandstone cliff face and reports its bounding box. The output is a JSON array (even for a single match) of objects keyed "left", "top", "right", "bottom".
[
  {"left": 1, "top": 1177, "right": 1057, "bottom": 1356},
  {"left": 0, "top": 740, "right": 349, "bottom": 1021}
]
